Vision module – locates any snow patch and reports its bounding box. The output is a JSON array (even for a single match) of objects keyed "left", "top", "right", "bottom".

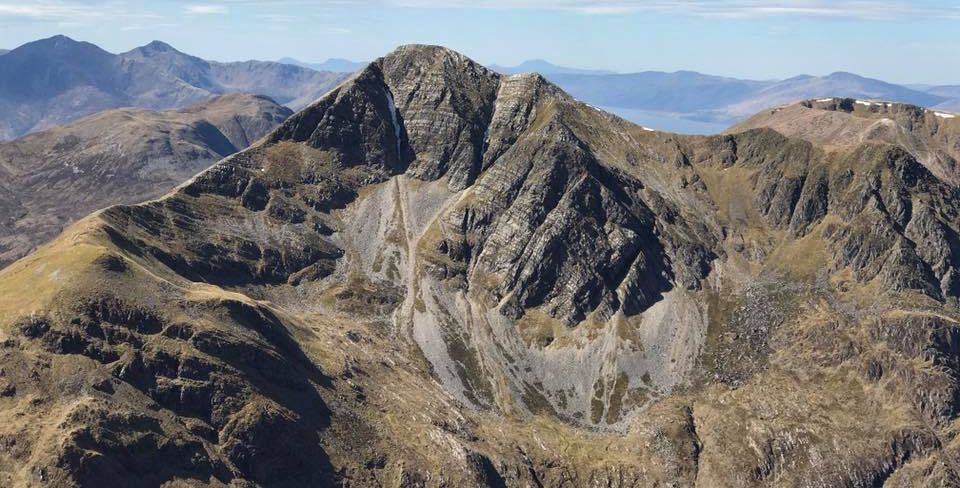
[
  {"left": 384, "top": 88, "right": 402, "bottom": 158},
  {"left": 934, "top": 112, "right": 956, "bottom": 119},
  {"left": 816, "top": 98, "right": 834, "bottom": 102},
  {"left": 855, "top": 100, "right": 890, "bottom": 108},
  {"left": 642, "top": 127, "right": 656, "bottom": 132}
]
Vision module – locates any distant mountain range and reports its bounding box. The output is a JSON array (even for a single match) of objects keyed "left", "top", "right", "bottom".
[
  {"left": 925, "top": 86, "right": 960, "bottom": 111},
  {"left": 489, "top": 59, "right": 615, "bottom": 75},
  {"left": 299, "top": 55, "right": 959, "bottom": 133},
  {"left": 0, "top": 36, "right": 956, "bottom": 139},
  {"left": 540, "top": 70, "right": 952, "bottom": 133},
  {"left": 0, "top": 35, "right": 347, "bottom": 140},
  {"left": 278, "top": 56, "right": 366, "bottom": 73}
]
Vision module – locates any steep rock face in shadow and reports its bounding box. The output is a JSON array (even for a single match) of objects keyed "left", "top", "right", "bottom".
[{"left": 3, "top": 45, "right": 960, "bottom": 487}]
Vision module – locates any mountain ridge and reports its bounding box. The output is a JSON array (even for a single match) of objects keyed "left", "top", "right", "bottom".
[
  {"left": 731, "top": 96, "right": 960, "bottom": 186},
  {"left": 278, "top": 56, "right": 366, "bottom": 73},
  {"left": 0, "top": 93, "right": 292, "bottom": 268},
  {"left": 3, "top": 34, "right": 956, "bottom": 137},
  {"left": 545, "top": 69, "right": 947, "bottom": 132},
  {"left": 2, "top": 44, "right": 960, "bottom": 486},
  {"left": 490, "top": 58, "right": 615, "bottom": 75},
  {"left": 0, "top": 35, "right": 347, "bottom": 141}
]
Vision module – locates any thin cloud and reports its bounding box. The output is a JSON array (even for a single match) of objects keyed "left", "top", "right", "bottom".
[
  {"left": 393, "top": 0, "right": 934, "bottom": 19},
  {"left": 0, "top": 1, "right": 162, "bottom": 23},
  {"left": 0, "top": 2, "right": 107, "bottom": 21},
  {"left": 259, "top": 13, "right": 298, "bottom": 22},
  {"left": 185, "top": 4, "right": 229, "bottom": 14},
  {"left": 0, "top": 0, "right": 947, "bottom": 25}
]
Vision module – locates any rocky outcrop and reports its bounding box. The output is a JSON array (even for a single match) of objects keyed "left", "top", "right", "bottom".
[{"left": 732, "top": 97, "right": 960, "bottom": 185}]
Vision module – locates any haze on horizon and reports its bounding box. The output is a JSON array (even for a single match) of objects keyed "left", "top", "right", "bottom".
[{"left": 0, "top": 0, "right": 957, "bottom": 84}]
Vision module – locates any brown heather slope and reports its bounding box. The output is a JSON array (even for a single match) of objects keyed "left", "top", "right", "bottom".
[
  {"left": 2, "top": 45, "right": 960, "bottom": 487},
  {"left": 0, "top": 94, "right": 292, "bottom": 267}
]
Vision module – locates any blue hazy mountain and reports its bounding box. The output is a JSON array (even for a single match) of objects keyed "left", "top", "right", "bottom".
[
  {"left": 490, "top": 59, "right": 615, "bottom": 75},
  {"left": 0, "top": 36, "right": 347, "bottom": 140},
  {"left": 539, "top": 70, "right": 948, "bottom": 133},
  {"left": 278, "top": 56, "right": 366, "bottom": 73}
]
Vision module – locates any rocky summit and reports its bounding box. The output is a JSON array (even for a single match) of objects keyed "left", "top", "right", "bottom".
[{"left": 2, "top": 45, "right": 960, "bottom": 487}]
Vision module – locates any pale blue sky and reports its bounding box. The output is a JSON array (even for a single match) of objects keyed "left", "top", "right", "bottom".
[{"left": 0, "top": 1, "right": 958, "bottom": 84}]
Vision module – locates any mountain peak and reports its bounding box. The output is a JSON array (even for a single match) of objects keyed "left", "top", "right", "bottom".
[
  {"left": 38, "top": 34, "right": 76, "bottom": 45},
  {"left": 139, "top": 40, "right": 179, "bottom": 54},
  {"left": 14, "top": 34, "right": 96, "bottom": 55},
  {"left": 378, "top": 44, "right": 495, "bottom": 83},
  {"left": 382, "top": 43, "right": 471, "bottom": 63},
  {"left": 826, "top": 71, "right": 865, "bottom": 80}
]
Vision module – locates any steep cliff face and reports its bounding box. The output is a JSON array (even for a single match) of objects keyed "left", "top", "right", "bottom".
[{"left": 2, "top": 45, "right": 960, "bottom": 487}]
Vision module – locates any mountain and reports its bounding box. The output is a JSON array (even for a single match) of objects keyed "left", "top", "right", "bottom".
[
  {"left": 547, "top": 70, "right": 766, "bottom": 113},
  {"left": 4, "top": 44, "right": 960, "bottom": 486},
  {"left": 926, "top": 85, "right": 960, "bottom": 99},
  {"left": 0, "top": 93, "right": 292, "bottom": 268},
  {"left": 723, "top": 71, "right": 947, "bottom": 119},
  {"left": 0, "top": 49, "right": 7, "bottom": 56},
  {"left": 490, "top": 59, "right": 615, "bottom": 75},
  {"left": 0, "top": 36, "right": 346, "bottom": 141},
  {"left": 538, "top": 70, "right": 947, "bottom": 133},
  {"left": 278, "top": 56, "right": 366, "bottom": 73},
  {"left": 732, "top": 97, "right": 960, "bottom": 184},
  {"left": 921, "top": 86, "right": 960, "bottom": 111}
]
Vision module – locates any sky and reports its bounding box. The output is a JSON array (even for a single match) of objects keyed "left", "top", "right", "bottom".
[{"left": 0, "top": 0, "right": 958, "bottom": 84}]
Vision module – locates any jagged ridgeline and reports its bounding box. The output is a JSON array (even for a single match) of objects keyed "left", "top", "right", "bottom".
[{"left": 2, "top": 45, "right": 960, "bottom": 487}]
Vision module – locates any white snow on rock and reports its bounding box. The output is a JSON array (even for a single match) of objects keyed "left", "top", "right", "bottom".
[
  {"left": 934, "top": 112, "right": 956, "bottom": 119},
  {"left": 384, "top": 88, "right": 402, "bottom": 157},
  {"left": 642, "top": 127, "right": 656, "bottom": 132},
  {"left": 854, "top": 100, "right": 892, "bottom": 108},
  {"left": 816, "top": 98, "right": 834, "bottom": 102}
]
